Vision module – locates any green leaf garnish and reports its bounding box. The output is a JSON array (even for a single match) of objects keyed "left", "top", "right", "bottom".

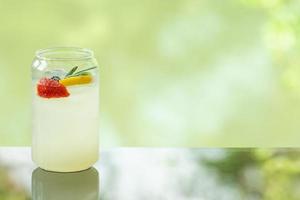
[
  {"left": 67, "top": 72, "right": 91, "bottom": 77},
  {"left": 65, "top": 66, "right": 78, "bottom": 77},
  {"left": 65, "top": 66, "right": 96, "bottom": 78},
  {"left": 74, "top": 67, "right": 97, "bottom": 75},
  {"left": 78, "top": 72, "right": 91, "bottom": 76}
]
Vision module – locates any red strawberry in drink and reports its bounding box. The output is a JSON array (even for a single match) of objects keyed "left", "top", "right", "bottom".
[{"left": 37, "top": 77, "right": 70, "bottom": 98}]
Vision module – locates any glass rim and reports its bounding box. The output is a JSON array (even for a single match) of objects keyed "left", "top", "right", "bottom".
[{"left": 35, "top": 47, "right": 94, "bottom": 61}]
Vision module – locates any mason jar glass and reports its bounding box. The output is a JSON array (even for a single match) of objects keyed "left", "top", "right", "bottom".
[{"left": 31, "top": 47, "right": 99, "bottom": 172}]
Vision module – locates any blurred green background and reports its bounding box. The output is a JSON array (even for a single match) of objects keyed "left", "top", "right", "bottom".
[{"left": 0, "top": 0, "right": 300, "bottom": 146}]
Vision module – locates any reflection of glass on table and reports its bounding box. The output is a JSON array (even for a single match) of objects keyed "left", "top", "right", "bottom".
[{"left": 32, "top": 167, "right": 99, "bottom": 200}]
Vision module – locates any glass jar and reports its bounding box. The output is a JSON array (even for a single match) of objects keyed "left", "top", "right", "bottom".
[{"left": 31, "top": 47, "right": 99, "bottom": 172}]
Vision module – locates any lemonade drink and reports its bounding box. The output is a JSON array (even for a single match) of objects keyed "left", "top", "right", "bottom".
[{"left": 31, "top": 47, "right": 99, "bottom": 172}]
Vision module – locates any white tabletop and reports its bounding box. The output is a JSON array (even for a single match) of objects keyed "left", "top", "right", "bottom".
[{"left": 0, "top": 147, "right": 299, "bottom": 200}]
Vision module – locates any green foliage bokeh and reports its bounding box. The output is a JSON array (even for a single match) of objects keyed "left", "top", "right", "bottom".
[{"left": 0, "top": 0, "right": 299, "bottom": 146}]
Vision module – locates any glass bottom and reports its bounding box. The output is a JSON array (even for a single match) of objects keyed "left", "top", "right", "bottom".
[
  {"left": 33, "top": 158, "right": 98, "bottom": 173},
  {"left": 38, "top": 166, "right": 94, "bottom": 173}
]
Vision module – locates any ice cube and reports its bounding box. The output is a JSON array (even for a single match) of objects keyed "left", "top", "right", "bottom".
[{"left": 44, "top": 69, "right": 67, "bottom": 79}]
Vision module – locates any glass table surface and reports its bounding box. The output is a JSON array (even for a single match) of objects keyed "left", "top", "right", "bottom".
[{"left": 0, "top": 147, "right": 299, "bottom": 200}]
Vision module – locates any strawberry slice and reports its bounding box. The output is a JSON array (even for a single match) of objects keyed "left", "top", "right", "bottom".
[{"left": 37, "top": 77, "right": 70, "bottom": 98}]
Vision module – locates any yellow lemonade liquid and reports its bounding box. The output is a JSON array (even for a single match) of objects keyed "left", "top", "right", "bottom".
[{"left": 32, "top": 84, "right": 99, "bottom": 172}]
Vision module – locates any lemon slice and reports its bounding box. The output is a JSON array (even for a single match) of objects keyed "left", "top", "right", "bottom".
[{"left": 59, "top": 75, "right": 92, "bottom": 86}]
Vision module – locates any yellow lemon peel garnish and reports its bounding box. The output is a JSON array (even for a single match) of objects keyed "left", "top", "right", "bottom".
[{"left": 59, "top": 75, "right": 92, "bottom": 86}]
